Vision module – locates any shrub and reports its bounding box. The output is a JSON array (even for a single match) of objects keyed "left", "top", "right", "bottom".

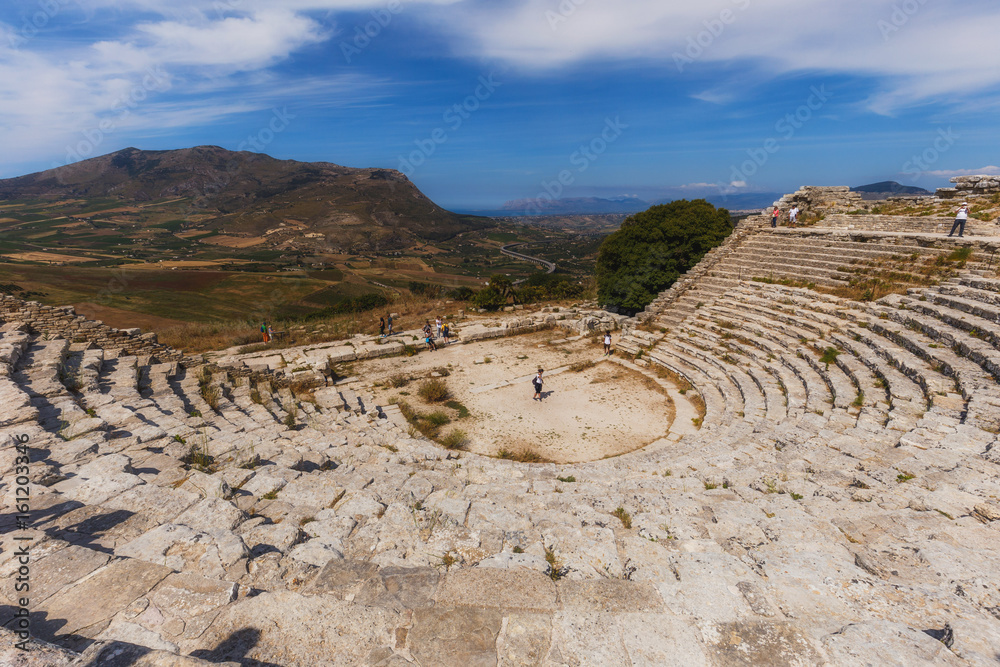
[
  {"left": 612, "top": 507, "right": 632, "bottom": 529},
  {"left": 438, "top": 429, "right": 469, "bottom": 450},
  {"left": 418, "top": 378, "right": 450, "bottom": 402},
  {"left": 557, "top": 475, "right": 576, "bottom": 483},
  {"left": 497, "top": 447, "right": 547, "bottom": 463},
  {"left": 569, "top": 360, "right": 596, "bottom": 373},
  {"left": 389, "top": 373, "right": 410, "bottom": 388}
]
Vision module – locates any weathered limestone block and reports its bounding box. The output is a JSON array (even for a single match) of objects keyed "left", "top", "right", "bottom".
[{"left": 117, "top": 524, "right": 250, "bottom": 580}]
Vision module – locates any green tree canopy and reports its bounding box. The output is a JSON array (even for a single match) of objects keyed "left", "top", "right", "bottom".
[{"left": 595, "top": 199, "right": 732, "bottom": 313}]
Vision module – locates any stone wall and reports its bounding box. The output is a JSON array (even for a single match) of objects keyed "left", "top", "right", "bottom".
[
  {"left": 937, "top": 174, "right": 1000, "bottom": 199},
  {"left": 819, "top": 213, "right": 996, "bottom": 235},
  {"left": 773, "top": 186, "right": 866, "bottom": 217},
  {"left": 0, "top": 294, "right": 185, "bottom": 361}
]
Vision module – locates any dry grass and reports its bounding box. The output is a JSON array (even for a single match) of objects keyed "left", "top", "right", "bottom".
[
  {"left": 496, "top": 446, "right": 550, "bottom": 463},
  {"left": 418, "top": 378, "right": 450, "bottom": 402}
]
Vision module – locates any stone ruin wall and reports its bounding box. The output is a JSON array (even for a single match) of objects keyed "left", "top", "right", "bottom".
[
  {"left": 938, "top": 174, "right": 1000, "bottom": 199},
  {"left": 0, "top": 293, "right": 292, "bottom": 388},
  {"left": 0, "top": 294, "right": 182, "bottom": 361}
]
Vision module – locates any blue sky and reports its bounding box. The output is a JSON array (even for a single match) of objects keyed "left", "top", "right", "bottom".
[{"left": 1, "top": 0, "right": 999, "bottom": 210}]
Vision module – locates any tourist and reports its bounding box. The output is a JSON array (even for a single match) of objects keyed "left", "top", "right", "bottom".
[
  {"left": 789, "top": 206, "right": 799, "bottom": 224},
  {"left": 442, "top": 322, "right": 451, "bottom": 345},
  {"left": 267, "top": 323, "right": 275, "bottom": 342},
  {"left": 948, "top": 203, "right": 969, "bottom": 238},
  {"left": 387, "top": 313, "right": 393, "bottom": 335},
  {"left": 422, "top": 321, "right": 432, "bottom": 339},
  {"left": 435, "top": 316, "right": 443, "bottom": 338},
  {"left": 378, "top": 316, "right": 386, "bottom": 338},
  {"left": 260, "top": 321, "right": 269, "bottom": 343},
  {"left": 771, "top": 206, "right": 780, "bottom": 228},
  {"left": 425, "top": 331, "right": 437, "bottom": 351},
  {"left": 533, "top": 368, "right": 544, "bottom": 401},
  {"left": 604, "top": 331, "right": 612, "bottom": 355}
]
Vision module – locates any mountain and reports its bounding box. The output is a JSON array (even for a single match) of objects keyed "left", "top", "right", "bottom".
[
  {"left": 0, "top": 146, "right": 489, "bottom": 251},
  {"left": 502, "top": 196, "right": 649, "bottom": 215},
  {"left": 851, "top": 181, "right": 932, "bottom": 199}
]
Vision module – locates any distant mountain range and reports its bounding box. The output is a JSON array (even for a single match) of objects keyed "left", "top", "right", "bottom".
[
  {"left": 498, "top": 192, "right": 785, "bottom": 216},
  {"left": 851, "top": 181, "right": 932, "bottom": 200},
  {"left": 0, "top": 146, "right": 489, "bottom": 251}
]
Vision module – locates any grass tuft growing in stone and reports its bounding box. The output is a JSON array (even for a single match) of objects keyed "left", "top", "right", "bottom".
[{"left": 613, "top": 507, "right": 632, "bottom": 529}]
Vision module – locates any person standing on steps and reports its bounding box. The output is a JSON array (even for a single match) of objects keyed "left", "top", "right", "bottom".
[
  {"left": 533, "top": 368, "right": 544, "bottom": 401},
  {"left": 771, "top": 206, "right": 780, "bottom": 228},
  {"left": 378, "top": 316, "right": 386, "bottom": 338},
  {"left": 789, "top": 206, "right": 799, "bottom": 225},
  {"left": 442, "top": 322, "right": 451, "bottom": 345},
  {"left": 603, "top": 331, "right": 612, "bottom": 356},
  {"left": 435, "top": 316, "right": 443, "bottom": 339},
  {"left": 387, "top": 313, "right": 393, "bottom": 336},
  {"left": 948, "top": 203, "right": 969, "bottom": 238}
]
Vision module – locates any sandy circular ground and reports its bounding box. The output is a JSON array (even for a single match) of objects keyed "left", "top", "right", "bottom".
[{"left": 363, "top": 331, "right": 676, "bottom": 463}]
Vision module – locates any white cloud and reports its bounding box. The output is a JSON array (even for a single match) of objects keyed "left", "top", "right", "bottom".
[
  {"left": 924, "top": 166, "right": 1000, "bottom": 178},
  {"left": 428, "top": 0, "right": 1000, "bottom": 114}
]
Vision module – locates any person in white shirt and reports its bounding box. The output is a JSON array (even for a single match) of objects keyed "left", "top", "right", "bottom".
[
  {"left": 948, "top": 203, "right": 969, "bottom": 238},
  {"left": 789, "top": 206, "right": 799, "bottom": 224},
  {"left": 603, "top": 332, "right": 612, "bottom": 355}
]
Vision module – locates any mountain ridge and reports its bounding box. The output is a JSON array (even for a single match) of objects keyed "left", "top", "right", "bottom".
[{"left": 0, "top": 146, "right": 489, "bottom": 252}]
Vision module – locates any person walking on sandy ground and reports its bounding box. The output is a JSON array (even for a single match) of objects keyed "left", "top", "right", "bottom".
[
  {"left": 603, "top": 331, "right": 612, "bottom": 356},
  {"left": 948, "top": 203, "right": 970, "bottom": 238},
  {"left": 378, "top": 316, "right": 386, "bottom": 338},
  {"left": 533, "top": 368, "right": 544, "bottom": 401},
  {"left": 387, "top": 313, "right": 393, "bottom": 336},
  {"left": 260, "top": 321, "right": 270, "bottom": 343},
  {"left": 435, "top": 316, "right": 443, "bottom": 338},
  {"left": 442, "top": 322, "right": 451, "bottom": 345},
  {"left": 771, "top": 206, "right": 780, "bottom": 228}
]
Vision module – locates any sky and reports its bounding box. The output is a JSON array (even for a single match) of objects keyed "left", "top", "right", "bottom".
[{"left": 1, "top": 0, "right": 999, "bottom": 210}]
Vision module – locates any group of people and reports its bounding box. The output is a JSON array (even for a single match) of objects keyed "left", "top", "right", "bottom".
[
  {"left": 378, "top": 313, "right": 453, "bottom": 349},
  {"left": 771, "top": 205, "right": 800, "bottom": 228},
  {"left": 422, "top": 317, "right": 451, "bottom": 351},
  {"left": 378, "top": 313, "right": 394, "bottom": 337}
]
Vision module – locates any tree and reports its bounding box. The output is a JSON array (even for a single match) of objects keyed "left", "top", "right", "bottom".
[{"left": 595, "top": 199, "right": 732, "bottom": 314}]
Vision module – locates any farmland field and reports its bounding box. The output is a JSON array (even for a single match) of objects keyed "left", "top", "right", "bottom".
[{"left": 0, "top": 195, "right": 607, "bottom": 335}]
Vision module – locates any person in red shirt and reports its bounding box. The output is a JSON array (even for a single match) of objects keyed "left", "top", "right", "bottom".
[{"left": 771, "top": 207, "right": 780, "bottom": 228}]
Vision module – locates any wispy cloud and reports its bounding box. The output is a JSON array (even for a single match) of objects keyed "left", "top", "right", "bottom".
[{"left": 924, "top": 166, "right": 1000, "bottom": 178}]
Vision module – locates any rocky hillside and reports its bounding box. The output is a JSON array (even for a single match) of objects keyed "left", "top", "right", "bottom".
[{"left": 0, "top": 146, "right": 489, "bottom": 251}]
